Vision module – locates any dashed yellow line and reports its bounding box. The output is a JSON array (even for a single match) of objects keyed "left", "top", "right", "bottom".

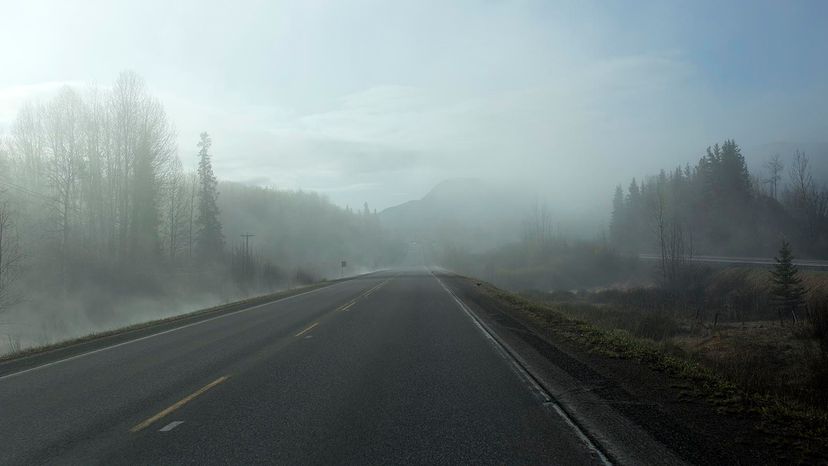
[
  {"left": 336, "top": 300, "right": 356, "bottom": 311},
  {"left": 295, "top": 322, "right": 319, "bottom": 337},
  {"left": 338, "top": 277, "right": 395, "bottom": 312},
  {"left": 129, "top": 276, "right": 399, "bottom": 435},
  {"left": 130, "top": 376, "right": 229, "bottom": 433}
]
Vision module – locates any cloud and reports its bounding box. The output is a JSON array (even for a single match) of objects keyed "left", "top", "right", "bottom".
[{"left": 1, "top": 0, "right": 826, "bottom": 217}]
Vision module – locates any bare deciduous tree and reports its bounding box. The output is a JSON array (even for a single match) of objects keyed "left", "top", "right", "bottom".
[
  {"left": 764, "top": 154, "right": 783, "bottom": 200},
  {"left": 0, "top": 196, "right": 22, "bottom": 314},
  {"left": 789, "top": 150, "right": 813, "bottom": 208},
  {"left": 44, "top": 87, "right": 85, "bottom": 290},
  {"left": 161, "top": 157, "right": 190, "bottom": 265},
  {"left": 651, "top": 179, "right": 692, "bottom": 286},
  {"left": 523, "top": 200, "right": 553, "bottom": 245}
]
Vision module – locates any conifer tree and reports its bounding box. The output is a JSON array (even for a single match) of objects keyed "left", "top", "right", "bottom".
[
  {"left": 195, "top": 132, "right": 224, "bottom": 263},
  {"left": 610, "top": 185, "right": 625, "bottom": 246},
  {"left": 771, "top": 240, "right": 806, "bottom": 324}
]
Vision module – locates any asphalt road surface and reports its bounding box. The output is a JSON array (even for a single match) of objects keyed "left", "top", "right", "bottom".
[{"left": 0, "top": 268, "right": 606, "bottom": 465}]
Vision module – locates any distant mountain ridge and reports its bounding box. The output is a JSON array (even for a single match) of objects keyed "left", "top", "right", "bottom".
[{"left": 379, "top": 178, "right": 527, "bottom": 252}]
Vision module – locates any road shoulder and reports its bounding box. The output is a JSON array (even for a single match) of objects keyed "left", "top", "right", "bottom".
[
  {"left": 439, "top": 273, "right": 804, "bottom": 465},
  {"left": 0, "top": 281, "right": 338, "bottom": 378}
]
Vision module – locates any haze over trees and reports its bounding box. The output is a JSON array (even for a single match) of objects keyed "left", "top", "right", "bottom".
[
  {"left": 195, "top": 132, "right": 224, "bottom": 264},
  {"left": 0, "top": 71, "right": 403, "bottom": 350},
  {"left": 609, "top": 140, "right": 828, "bottom": 259}
]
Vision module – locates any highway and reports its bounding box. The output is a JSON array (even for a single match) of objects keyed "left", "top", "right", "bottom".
[
  {"left": 639, "top": 253, "right": 828, "bottom": 270},
  {"left": 0, "top": 268, "right": 607, "bottom": 465}
]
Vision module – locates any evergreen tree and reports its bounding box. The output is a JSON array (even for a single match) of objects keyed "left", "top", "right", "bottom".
[
  {"left": 699, "top": 143, "right": 723, "bottom": 203},
  {"left": 627, "top": 178, "right": 640, "bottom": 206},
  {"left": 195, "top": 132, "right": 224, "bottom": 263},
  {"left": 625, "top": 178, "right": 642, "bottom": 250},
  {"left": 719, "top": 139, "right": 751, "bottom": 199},
  {"left": 610, "top": 185, "right": 625, "bottom": 246},
  {"left": 771, "top": 240, "right": 806, "bottom": 324}
]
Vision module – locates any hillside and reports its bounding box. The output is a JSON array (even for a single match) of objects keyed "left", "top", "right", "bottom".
[{"left": 379, "top": 179, "right": 528, "bottom": 253}]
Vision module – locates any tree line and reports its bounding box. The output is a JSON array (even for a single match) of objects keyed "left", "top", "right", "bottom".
[
  {"left": 0, "top": 71, "right": 402, "bottom": 342},
  {"left": 610, "top": 139, "right": 828, "bottom": 271}
]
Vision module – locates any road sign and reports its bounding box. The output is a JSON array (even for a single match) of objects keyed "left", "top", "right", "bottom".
[{"left": 341, "top": 260, "right": 347, "bottom": 268}]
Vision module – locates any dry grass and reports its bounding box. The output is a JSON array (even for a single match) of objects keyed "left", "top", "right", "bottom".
[
  {"left": 532, "top": 293, "right": 828, "bottom": 408},
  {"left": 489, "top": 284, "right": 828, "bottom": 453},
  {"left": 680, "top": 322, "right": 822, "bottom": 401},
  {"left": 520, "top": 267, "right": 828, "bottom": 408}
]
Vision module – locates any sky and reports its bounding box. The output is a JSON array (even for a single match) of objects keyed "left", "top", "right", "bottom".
[{"left": 1, "top": 0, "right": 827, "bottom": 216}]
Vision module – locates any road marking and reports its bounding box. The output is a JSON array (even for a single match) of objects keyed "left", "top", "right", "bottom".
[
  {"left": 335, "top": 275, "right": 395, "bottom": 313},
  {"left": 336, "top": 300, "right": 356, "bottom": 311},
  {"left": 295, "top": 322, "right": 319, "bottom": 337},
  {"left": 430, "top": 271, "right": 612, "bottom": 466},
  {"left": 432, "top": 275, "right": 551, "bottom": 403},
  {"left": 0, "top": 280, "right": 359, "bottom": 381},
  {"left": 130, "top": 376, "right": 229, "bottom": 433},
  {"left": 159, "top": 421, "right": 184, "bottom": 432}
]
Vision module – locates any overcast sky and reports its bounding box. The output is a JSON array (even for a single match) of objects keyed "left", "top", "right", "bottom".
[{"left": 1, "top": 0, "right": 827, "bottom": 214}]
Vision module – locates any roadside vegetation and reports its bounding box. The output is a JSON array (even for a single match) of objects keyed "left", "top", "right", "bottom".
[
  {"left": 521, "top": 264, "right": 828, "bottom": 406},
  {"left": 481, "top": 278, "right": 828, "bottom": 461},
  {"left": 441, "top": 139, "right": 828, "bottom": 459},
  {"left": 0, "top": 71, "right": 404, "bottom": 354}
]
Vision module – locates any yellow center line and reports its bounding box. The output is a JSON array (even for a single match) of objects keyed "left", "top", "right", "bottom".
[
  {"left": 338, "top": 282, "right": 382, "bottom": 311},
  {"left": 295, "top": 322, "right": 319, "bottom": 337},
  {"left": 337, "top": 275, "right": 397, "bottom": 312},
  {"left": 130, "top": 376, "right": 229, "bottom": 433},
  {"left": 336, "top": 300, "right": 356, "bottom": 311}
]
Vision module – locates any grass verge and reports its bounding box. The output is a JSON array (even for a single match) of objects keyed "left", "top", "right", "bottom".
[
  {"left": 0, "top": 280, "right": 333, "bottom": 367},
  {"left": 482, "top": 282, "right": 828, "bottom": 456}
]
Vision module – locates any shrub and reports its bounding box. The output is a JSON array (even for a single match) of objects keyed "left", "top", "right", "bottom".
[
  {"left": 293, "top": 268, "right": 318, "bottom": 286},
  {"left": 807, "top": 293, "right": 828, "bottom": 354},
  {"left": 635, "top": 311, "right": 680, "bottom": 341}
]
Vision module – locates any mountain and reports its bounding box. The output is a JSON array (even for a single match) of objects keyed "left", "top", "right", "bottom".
[{"left": 379, "top": 178, "right": 527, "bottom": 252}]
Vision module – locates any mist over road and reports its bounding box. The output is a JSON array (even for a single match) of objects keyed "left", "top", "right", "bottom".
[{"left": 0, "top": 268, "right": 607, "bottom": 465}]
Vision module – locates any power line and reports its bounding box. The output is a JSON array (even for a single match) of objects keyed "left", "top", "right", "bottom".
[
  {"left": 0, "top": 177, "right": 52, "bottom": 201},
  {"left": 0, "top": 176, "right": 85, "bottom": 214}
]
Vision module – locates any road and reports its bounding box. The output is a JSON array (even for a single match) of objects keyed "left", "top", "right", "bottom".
[{"left": 0, "top": 268, "right": 606, "bottom": 465}]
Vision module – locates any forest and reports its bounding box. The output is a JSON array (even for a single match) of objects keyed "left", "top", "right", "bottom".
[
  {"left": 442, "top": 139, "right": 828, "bottom": 292},
  {"left": 437, "top": 141, "right": 828, "bottom": 415},
  {"left": 610, "top": 140, "right": 828, "bottom": 260},
  {"left": 0, "top": 71, "right": 403, "bottom": 351}
]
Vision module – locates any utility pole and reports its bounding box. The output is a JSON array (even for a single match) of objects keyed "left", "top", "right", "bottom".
[{"left": 241, "top": 233, "right": 255, "bottom": 276}]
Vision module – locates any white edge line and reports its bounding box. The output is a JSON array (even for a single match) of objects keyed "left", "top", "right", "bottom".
[
  {"left": 430, "top": 270, "right": 613, "bottom": 466},
  {"left": 0, "top": 280, "right": 354, "bottom": 381},
  {"left": 432, "top": 274, "right": 551, "bottom": 402},
  {"left": 159, "top": 421, "right": 184, "bottom": 432}
]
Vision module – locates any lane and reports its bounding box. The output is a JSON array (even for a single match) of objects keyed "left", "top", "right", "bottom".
[
  {"left": 0, "top": 268, "right": 600, "bottom": 465},
  {"left": 0, "top": 273, "right": 391, "bottom": 465},
  {"left": 102, "top": 268, "right": 599, "bottom": 465}
]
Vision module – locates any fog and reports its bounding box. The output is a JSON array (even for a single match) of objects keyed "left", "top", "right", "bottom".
[
  {"left": 1, "top": 1, "right": 828, "bottom": 353},
  {"left": 4, "top": 1, "right": 827, "bottom": 215}
]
